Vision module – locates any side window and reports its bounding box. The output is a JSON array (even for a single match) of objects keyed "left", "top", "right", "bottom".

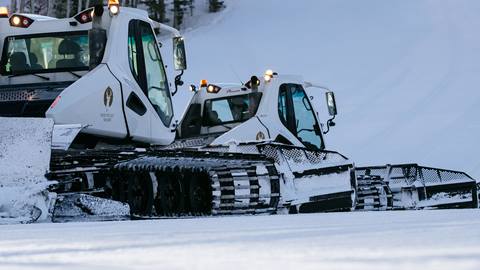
[
  {"left": 278, "top": 84, "right": 323, "bottom": 150},
  {"left": 127, "top": 20, "right": 174, "bottom": 127},
  {"left": 278, "top": 87, "right": 288, "bottom": 127},
  {"left": 127, "top": 22, "right": 139, "bottom": 83},
  {"left": 278, "top": 84, "right": 296, "bottom": 135},
  {"left": 212, "top": 99, "right": 234, "bottom": 122}
]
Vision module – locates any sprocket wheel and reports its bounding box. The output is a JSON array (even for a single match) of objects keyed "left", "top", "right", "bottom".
[
  {"left": 127, "top": 173, "right": 154, "bottom": 216},
  {"left": 188, "top": 174, "right": 211, "bottom": 215},
  {"left": 156, "top": 172, "right": 184, "bottom": 216}
]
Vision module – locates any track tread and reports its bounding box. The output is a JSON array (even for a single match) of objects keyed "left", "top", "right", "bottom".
[{"left": 48, "top": 148, "right": 281, "bottom": 217}]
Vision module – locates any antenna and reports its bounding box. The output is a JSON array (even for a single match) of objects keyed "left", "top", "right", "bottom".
[{"left": 229, "top": 65, "right": 244, "bottom": 85}]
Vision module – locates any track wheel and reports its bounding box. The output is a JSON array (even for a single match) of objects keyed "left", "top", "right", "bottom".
[
  {"left": 189, "top": 174, "right": 211, "bottom": 215},
  {"left": 157, "top": 172, "right": 184, "bottom": 216},
  {"left": 128, "top": 173, "right": 154, "bottom": 216}
]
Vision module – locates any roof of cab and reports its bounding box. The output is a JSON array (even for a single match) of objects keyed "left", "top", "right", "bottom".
[{"left": 13, "top": 14, "right": 56, "bottom": 21}]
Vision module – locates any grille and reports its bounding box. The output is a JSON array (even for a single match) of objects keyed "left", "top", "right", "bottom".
[
  {"left": 259, "top": 144, "right": 348, "bottom": 165},
  {"left": 0, "top": 90, "right": 35, "bottom": 102},
  {"left": 200, "top": 143, "right": 348, "bottom": 166}
]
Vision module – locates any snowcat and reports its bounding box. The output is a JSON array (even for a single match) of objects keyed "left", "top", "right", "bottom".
[{"left": 0, "top": 3, "right": 477, "bottom": 223}]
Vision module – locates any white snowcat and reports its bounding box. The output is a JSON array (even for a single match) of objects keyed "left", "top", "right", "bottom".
[{"left": 0, "top": 3, "right": 477, "bottom": 222}]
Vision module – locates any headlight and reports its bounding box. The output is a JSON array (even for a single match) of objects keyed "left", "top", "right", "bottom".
[{"left": 108, "top": 0, "right": 120, "bottom": 16}]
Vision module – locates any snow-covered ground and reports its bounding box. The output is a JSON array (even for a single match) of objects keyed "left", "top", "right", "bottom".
[
  {"left": 0, "top": 210, "right": 479, "bottom": 270},
  {"left": 166, "top": 0, "right": 480, "bottom": 179}
]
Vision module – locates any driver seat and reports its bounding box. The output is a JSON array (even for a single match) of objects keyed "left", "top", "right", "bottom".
[
  {"left": 56, "top": 39, "right": 85, "bottom": 68},
  {"left": 10, "top": 52, "right": 29, "bottom": 72},
  {"left": 208, "top": 111, "right": 221, "bottom": 125}
]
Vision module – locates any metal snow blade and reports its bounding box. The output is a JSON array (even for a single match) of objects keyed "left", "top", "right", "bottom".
[{"left": 356, "top": 164, "right": 479, "bottom": 209}]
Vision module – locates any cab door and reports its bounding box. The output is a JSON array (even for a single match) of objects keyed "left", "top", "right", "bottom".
[
  {"left": 278, "top": 84, "right": 325, "bottom": 151},
  {"left": 124, "top": 19, "right": 175, "bottom": 145}
]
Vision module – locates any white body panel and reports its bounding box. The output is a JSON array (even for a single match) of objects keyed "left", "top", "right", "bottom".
[
  {"left": 211, "top": 117, "right": 269, "bottom": 145},
  {"left": 46, "top": 64, "right": 128, "bottom": 139}
]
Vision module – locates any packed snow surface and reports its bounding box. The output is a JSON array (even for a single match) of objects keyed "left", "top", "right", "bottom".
[
  {"left": 0, "top": 210, "right": 479, "bottom": 270},
  {"left": 167, "top": 0, "right": 480, "bottom": 179}
]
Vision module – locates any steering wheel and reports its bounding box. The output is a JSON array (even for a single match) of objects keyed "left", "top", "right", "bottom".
[
  {"left": 148, "top": 86, "right": 165, "bottom": 92},
  {"left": 297, "top": 128, "right": 315, "bottom": 135}
]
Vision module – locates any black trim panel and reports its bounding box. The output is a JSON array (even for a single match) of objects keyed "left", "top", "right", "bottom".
[{"left": 126, "top": 92, "right": 147, "bottom": 116}]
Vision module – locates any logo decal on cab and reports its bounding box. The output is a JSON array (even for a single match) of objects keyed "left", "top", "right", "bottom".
[{"left": 104, "top": 87, "right": 113, "bottom": 107}]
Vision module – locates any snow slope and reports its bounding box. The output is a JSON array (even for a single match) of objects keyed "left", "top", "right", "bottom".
[
  {"left": 167, "top": 0, "right": 480, "bottom": 178},
  {"left": 0, "top": 210, "right": 479, "bottom": 270}
]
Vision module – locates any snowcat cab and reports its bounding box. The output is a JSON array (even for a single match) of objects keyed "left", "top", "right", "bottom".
[
  {"left": 0, "top": 4, "right": 187, "bottom": 148},
  {"left": 178, "top": 72, "right": 332, "bottom": 150}
]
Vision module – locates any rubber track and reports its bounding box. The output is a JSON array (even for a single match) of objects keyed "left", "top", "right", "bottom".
[
  {"left": 114, "top": 152, "right": 281, "bottom": 215},
  {"left": 48, "top": 149, "right": 281, "bottom": 216}
]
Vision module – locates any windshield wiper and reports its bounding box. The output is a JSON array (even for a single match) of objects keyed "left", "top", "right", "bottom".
[
  {"left": 9, "top": 73, "right": 50, "bottom": 81},
  {"left": 67, "top": 71, "right": 82, "bottom": 78},
  {"left": 220, "top": 123, "right": 233, "bottom": 130}
]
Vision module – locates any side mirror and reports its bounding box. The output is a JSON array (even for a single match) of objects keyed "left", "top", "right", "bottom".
[
  {"left": 325, "top": 91, "right": 337, "bottom": 116},
  {"left": 323, "top": 92, "right": 337, "bottom": 135},
  {"left": 173, "top": 36, "right": 187, "bottom": 71}
]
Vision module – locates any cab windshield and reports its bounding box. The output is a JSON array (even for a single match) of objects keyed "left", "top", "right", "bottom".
[
  {"left": 1, "top": 31, "right": 89, "bottom": 75},
  {"left": 203, "top": 93, "right": 262, "bottom": 126}
]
